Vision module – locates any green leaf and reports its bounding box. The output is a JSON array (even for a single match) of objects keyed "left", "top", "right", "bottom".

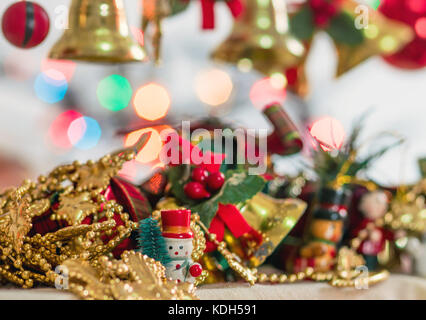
[
  {"left": 170, "top": 0, "right": 190, "bottom": 16},
  {"left": 190, "top": 170, "right": 266, "bottom": 227},
  {"left": 166, "top": 165, "right": 197, "bottom": 205},
  {"left": 326, "top": 12, "right": 364, "bottom": 46},
  {"left": 289, "top": 6, "right": 315, "bottom": 40}
]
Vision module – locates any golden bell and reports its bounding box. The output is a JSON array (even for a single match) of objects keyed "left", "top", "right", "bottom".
[
  {"left": 49, "top": 0, "right": 147, "bottom": 63},
  {"left": 239, "top": 192, "right": 307, "bottom": 267},
  {"left": 211, "top": 0, "right": 306, "bottom": 76}
]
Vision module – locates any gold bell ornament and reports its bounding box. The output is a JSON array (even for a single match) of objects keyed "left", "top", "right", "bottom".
[
  {"left": 287, "top": 0, "right": 414, "bottom": 96},
  {"left": 211, "top": 0, "right": 306, "bottom": 79},
  {"left": 49, "top": 0, "right": 147, "bottom": 63}
]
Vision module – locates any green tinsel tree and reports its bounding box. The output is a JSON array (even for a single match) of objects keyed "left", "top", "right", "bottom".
[{"left": 137, "top": 217, "right": 172, "bottom": 267}]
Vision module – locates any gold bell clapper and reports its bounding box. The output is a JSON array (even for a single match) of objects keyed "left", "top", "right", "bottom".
[
  {"left": 211, "top": 0, "right": 306, "bottom": 77},
  {"left": 49, "top": 0, "right": 147, "bottom": 63}
]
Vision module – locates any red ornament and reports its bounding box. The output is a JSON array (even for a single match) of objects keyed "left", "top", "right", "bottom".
[
  {"left": 309, "top": 0, "right": 342, "bottom": 28},
  {"left": 184, "top": 181, "right": 211, "bottom": 200},
  {"left": 1, "top": 1, "right": 50, "bottom": 48},
  {"left": 189, "top": 264, "right": 203, "bottom": 277},
  {"left": 191, "top": 167, "right": 209, "bottom": 184},
  {"left": 206, "top": 172, "right": 225, "bottom": 191},
  {"left": 380, "top": 0, "right": 426, "bottom": 69}
]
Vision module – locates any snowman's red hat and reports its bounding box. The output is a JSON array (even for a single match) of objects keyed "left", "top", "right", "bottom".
[{"left": 161, "top": 209, "right": 193, "bottom": 239}]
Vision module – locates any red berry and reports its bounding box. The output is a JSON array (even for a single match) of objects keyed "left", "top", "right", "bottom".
[
  {"left": 191, "top": 167, "right": 209, "bottom": 184},
  {"left": 310, "top": 0, "right": 326, "bottom": 10},
  {"left": 184, "top": 182, "right": 210, "bottom": 200},
  {"left": 314, "top": 13, "right": 330, "bottom": 27},
  {"left": 189, "top": 264, "right": 203, "bottom": 277},
  {"left": 325, "top": 4, "right": 338, "bottom": 16},
  {"left": 207, "top": 172, "right": 225, "bottom": 191}
]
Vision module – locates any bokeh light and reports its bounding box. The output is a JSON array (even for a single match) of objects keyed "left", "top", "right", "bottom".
[
  {"left": 237, "top": 58, "right": 253, "bottom": 72},
  {"left": 130, "top": 26, "right": 144, "bottom": 46},
  {"left": 97, "top": 75, "right": 133, "bottom": 111},
  {"left": 133, "top": 83, "right": 170, "bottom": 120},
  {"left": 415, "top": 17, "right": 426, "bottom": 39},
  {"left": 41, "top": 59, "right": 76, "bottom": 82},
  {"left": 118, "top": 160, "right": 138, "bottom": 180},
  {"left": 195, "top": 69, "right": 233, "bottom": 106},
  {"left": 407, "top": 0, "right": 426, "bottom": 13},
  {"left": 125, "top": 127, "right": 166, "bottom": 163},
  {"left": 367, "top": 0, "right": 381, "bottom": 10},
  {"left": 68, "top": 116, "right": 102, "bottom": 150},
  {"left": 309, "top": 116, "right": 346, "bottom": 151},
  {"left": 249, "top": 77, "right": 287, "bottom": 110},
  {"left": 34, "top": 71, "right": 68, "bottom": 104},
  {"left": 48, "top": 110, "right": 83, "bottom": 149}
]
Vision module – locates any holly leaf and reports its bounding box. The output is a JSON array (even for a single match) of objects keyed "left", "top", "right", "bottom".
[
  {"left": 290, "top": 6, "right": 315, "bottom": 40},
  {"left": 190, "top": 170, "right": 266, "bottom": 227},
  {"left": 326, "top": 12, "right": 364, "bottom": 46}
]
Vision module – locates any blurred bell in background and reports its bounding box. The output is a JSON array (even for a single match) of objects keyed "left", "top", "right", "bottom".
[{"left": 0, "top": 0, "right": 425, "bottom": 187}]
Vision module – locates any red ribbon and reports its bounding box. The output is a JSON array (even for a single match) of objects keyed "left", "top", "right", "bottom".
[
  {"left": 201, "top": 0, "right": 244, "bottom": 30},
  {"left": 205, "top": 204, "right": 262, "bottom": 253}
]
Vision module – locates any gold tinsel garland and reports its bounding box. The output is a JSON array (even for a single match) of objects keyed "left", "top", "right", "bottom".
[{"left": 0, "top": 133, "right": 151, "bottom": 288}]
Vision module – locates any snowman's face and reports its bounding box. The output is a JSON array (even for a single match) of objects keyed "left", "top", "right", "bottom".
[{"left": 164, "top": 238, "right": 193, "bottom": 259}]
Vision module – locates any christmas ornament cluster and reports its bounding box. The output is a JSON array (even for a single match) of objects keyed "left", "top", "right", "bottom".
[
  {"left": 1, "top": 0, "right": 424, "bottom": 98},
  {"left": 0, "top": 101, "right": 425, "bottom": 300}
]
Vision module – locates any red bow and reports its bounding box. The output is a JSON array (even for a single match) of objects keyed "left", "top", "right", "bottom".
[
  {"left": 200, "top": 0, "right": 244, "bottom": 29},
  {"left": 205, "top": 203, "right": 263, "bottom": 253}
]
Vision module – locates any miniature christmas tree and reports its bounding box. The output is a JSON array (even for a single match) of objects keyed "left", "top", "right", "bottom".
[{"left": 137, "top": 217, "right": 172, "bottom": 266}]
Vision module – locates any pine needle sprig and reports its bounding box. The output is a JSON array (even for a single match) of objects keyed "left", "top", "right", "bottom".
[{"left": 137, "top": 217, "right": 172, "bottom": 266}]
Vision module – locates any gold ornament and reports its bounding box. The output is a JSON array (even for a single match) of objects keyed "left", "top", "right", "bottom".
[
  {"left": 335, "top": 0, "right": 414, "bottom": 76},
  {"left": 288, "top": 0, "right": 414, "bottom": 96},
  {"left": 384, "top": 183, "right": 426, "bottom": 233},
  {"left": 0, "top": 185, "right": 50, "bottom": 253},
  {"left": 0, "top": 133, "right": 150, "bottom": 288},
  {"left": 239, "top": 192, "right": 307, "bottom": 266},
  {"left": 49, "top": 0, "right": 147, "bottom": 63},
  {"left": 211, "top": 0, "right": 305, "bottom": 77},
  {"left": 54, "top": 192, "right": 98, "bottom": 226},
  {"left": 64, "top": 251, "right": 198, "bottom": 300},
  {"left": 142, "top": 0, "right": 171, "bottom": 63}
]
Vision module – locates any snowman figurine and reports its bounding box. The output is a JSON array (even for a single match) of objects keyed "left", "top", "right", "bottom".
[{"left": 161, "top": 209, "right": 203, "bottom": 283}]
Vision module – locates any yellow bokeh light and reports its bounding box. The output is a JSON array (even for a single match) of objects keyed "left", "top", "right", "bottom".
[
  {"left": 125, "top": 126, "right": 168, "bottom": 163},
  {"left": 364, "top": 24, "right": 379, "bottom": 39},
  {"left": 270, "top": 72, "right": 287, "bottom": 90},
  {"left": 133, "top": 83, "right": 171, "bottom": 121},
  {"left": 195, "top": 69, "right": 233, "bottom": 106},
  {"left": 259, "top": 35, "right": 274, "bottom": 49},
  {"left": 380, "top": 36, "right": 397, "bottom": 52},
  {"left": 237, "top": 58, "right": 253, "bottom": 72}
]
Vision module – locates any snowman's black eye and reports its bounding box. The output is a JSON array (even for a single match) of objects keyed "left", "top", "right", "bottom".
[
  {"left": 169, "top": 246, "right": 173, "bottom": 250},
  {"left": 179, "top": 246, "right": 183, "bottom": 249}
]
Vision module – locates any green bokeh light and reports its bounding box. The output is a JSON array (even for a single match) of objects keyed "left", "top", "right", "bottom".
[
  {"left": 369, "top": 0, "right": 381, "bottom": 10},
  {"left": 97, "top": 74, "right": 133, "bottom": 111}
]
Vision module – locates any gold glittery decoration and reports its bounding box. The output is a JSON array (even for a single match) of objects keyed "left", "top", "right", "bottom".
[
  {"left": 142, "top": 0, "right": 171, "bottom": 63},
  {"left": 0, "top": 133, "right": 150, "bottom": 288},
  {"left": 54, "top": 192, "right": 98, "bottom": 225},
  {"left": 64, "top": 251, "right": 198, "bottom": 300},
  {"left": 383, "top": 181, "right": 426, "bottom": 233}
]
